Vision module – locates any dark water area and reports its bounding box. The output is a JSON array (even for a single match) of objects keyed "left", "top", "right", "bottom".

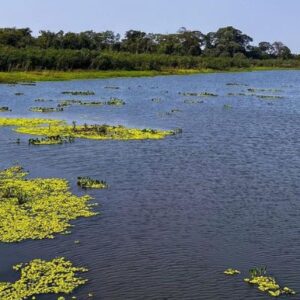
[{"left": 0, "top": 71, "right": 299, "bottom": 299}]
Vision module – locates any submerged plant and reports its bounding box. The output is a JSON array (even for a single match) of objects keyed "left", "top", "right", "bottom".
[
  {"left": 0, "top": 257, "right": 88, "bottom": 300},
  {"left": 77, "top": 177, "right": 108, "bottom": 189},
  {"left": 0, "top": 166, "right": 97, "bottom": 242}
]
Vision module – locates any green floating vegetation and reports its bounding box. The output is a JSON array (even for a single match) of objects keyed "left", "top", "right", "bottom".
[
  {"left": 0, "top": 165, "right": 97, "bottom": 242},
  {"left": 151, "top": 98, "right": 162, "bottom": 103},
  {"left": 0, "top": 117, "right": 63, "bottom": 127},
  {"left": 29, "top": 135, "right": 75, "bottom": 145},
  {"left": 226, "top": 82, "right": 249, "bottom": 86},
  {"left": 255, "top": 95, "right": 284, "bottom": 100},
  {"left": 179, "top": 92, "right": 218, "bottom": 97},
  {"left": 184, "top": 99, "right": 204, "bottom": 104},
  {"left": 223, "top": 104, "right": 232, "bottom": 109},
  {"left": 58, "top": 100, "right": 103, "bottom": 107},
  {"left": 105, "top": 98, "right": 125, "bottom": 106},
  {"left": 77, "top": 177, "right": 108, "bottom": 189},
  {"left": 247, "top": 88, "right": 282, "bottom": 93},
  {"left": 227, "top": 92, "right": 247, "bottom": 96},
  {"left": 224, "top": 268, "right": 241, "bottom": 275},
  {"left": 34, "top": 98, "right": 54, "bottom": 102},
  {"left": 0, "top": 106, "right": 11, "bottom": 112},
  {"left": 244, "top": 267, "right": 296, "bottom": 297},
  {"left": 0, "top": 117, "right": 174, "bottom": 141},
  {"left": 61, "top": 90, "right": 95, "bottom": 96},
  {"left": 29, "top": 106, "right": 64, "bottom": 113},
  {"left": 0, "top": 257, "right": 88, "bottom": 300},
  {"left": 104, "top": 86, "right": 120, "bottom": 89}
]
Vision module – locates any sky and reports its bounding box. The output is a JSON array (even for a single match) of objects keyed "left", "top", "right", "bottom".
[{"left": 0, "top": 0, "right": 299, "bottom": 53}]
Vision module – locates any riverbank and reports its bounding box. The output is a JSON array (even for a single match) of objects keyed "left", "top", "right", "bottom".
[{"left": 0, "top": 67, "right": 298, "bottom": 83}]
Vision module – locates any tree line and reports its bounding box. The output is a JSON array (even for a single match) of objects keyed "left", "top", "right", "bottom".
[{"left": 0, "top": 26, "right": 298, "bottom": 71}]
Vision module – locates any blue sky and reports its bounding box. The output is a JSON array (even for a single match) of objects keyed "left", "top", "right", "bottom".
[{"left": 0, "top": 0, "right": 299, "bottom": 53}]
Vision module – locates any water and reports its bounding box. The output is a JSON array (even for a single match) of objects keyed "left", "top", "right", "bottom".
[{"left": 0, "top": 71, "right": 299, "bottom": 299}]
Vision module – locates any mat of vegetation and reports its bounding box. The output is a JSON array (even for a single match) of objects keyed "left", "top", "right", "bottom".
[
  {"left": 0, "top": 166, "right": 97, "bottom": 242},
  {"left": 0, "top": 117, "right": 174, "bottom": 141},
  {"left": 0, "top": 257, "right": 88, "bottom": 299}
]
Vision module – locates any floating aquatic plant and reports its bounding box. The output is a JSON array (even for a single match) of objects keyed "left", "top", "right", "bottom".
[
  {"left": 244, "top": 267, "right": 296, "bottom": 297},
  {"left": 224, "top": 268, "right": 241, "bottom": 275},
  {"left": 28, "top": 135, "right": 75, "bottom": 145},
  {"left": 179, "top": 92, "right": 218, "bottom": 97},
  {"left": 29, "top": 106, "right": 64, "bottom": 113},
  {"left": 0, "top": 257, "right": 88, "bottom": 300},
  {"left": 104, "top": 86, "right": 120, "bottom": 89},
  {"left": 61, "top": 90, "right": 95, "bottom": 96},
  {"left": 0, "top": 117, "right": 173, "bottom": 141},
  {"left": 77, "top": 177, "right": 108, "bottom": 189},
  {"left": 0, "top": 106, "right": 11, "bottom": 112},
  {"left": 184, "top": 99, "right": 204, "bottom": 104},
  {"left": 105, "top": 98, "right": 125, "bottom": 106},
  {"left": 0, "top": 166, "right": 97, "bottom": 242}
]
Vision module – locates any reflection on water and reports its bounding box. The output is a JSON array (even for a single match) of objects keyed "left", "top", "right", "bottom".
[{"left": 0, "top": 71, "right": 300, "bottom": 299}]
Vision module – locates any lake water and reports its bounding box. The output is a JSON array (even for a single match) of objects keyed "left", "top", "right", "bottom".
[{"left": 0, "top": 70, "right": 299, "bottom": 299}]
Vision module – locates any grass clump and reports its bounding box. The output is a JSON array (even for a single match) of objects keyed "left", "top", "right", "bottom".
[
  {"left": 77, "top": 177, "right": 108, "bottom": 189},
  {"left": 0, "top": 165, "right": 97, "bottom": 242},
  {"left": 28, "top": 135, "right": 74, "bottom": 145},
  {"left": 0, "top": 257, "right": 88, "bottom": 300},
  {"left": 244, "top": 267, "right": 296, "bottom": 297},
  {"left": 105, "top": 98, "right": 125, "bottom": 106},
  {"left": 61, "top": 90, "right": 95, "bottom": 96},
  {"left": 179, "top": 92, "right": 218, "bottom": 97},
  {"left": 29, "top": 106, "right": 64, "bottom": 113}
]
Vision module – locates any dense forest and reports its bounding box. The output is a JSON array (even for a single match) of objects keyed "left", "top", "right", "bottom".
[{"left": 0, "top": 26, "right": 299, "bottom": 71}]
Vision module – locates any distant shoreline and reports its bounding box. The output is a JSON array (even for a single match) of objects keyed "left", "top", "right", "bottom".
[{"left": 1, "top": 67, "right": 299, "bottom": 83}]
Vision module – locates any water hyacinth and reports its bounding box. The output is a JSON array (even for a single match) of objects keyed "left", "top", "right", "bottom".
[
  {"left": 244, "top": 267, "right": 296, "bottom": 297},
  {"left": 0, "top": 117, "right": 174, "bottom": 141},
  {"left": 0, "top": 166, "right": 97, "bottom": 243},
  {"left": 0, "top": 257, "right": 88, "bottom": 300}
]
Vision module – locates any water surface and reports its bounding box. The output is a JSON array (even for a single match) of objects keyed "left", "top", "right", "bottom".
[{"left": 0, "top": 71, "right": 300, "bottom": 299}]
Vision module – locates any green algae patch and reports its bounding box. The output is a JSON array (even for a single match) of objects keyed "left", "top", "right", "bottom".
[
  {"left": 0, "top": 257, "right": 88, "bottom": 299},
  {"left": 0, "top": 166, "right": 97, "bottom": 243}
]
